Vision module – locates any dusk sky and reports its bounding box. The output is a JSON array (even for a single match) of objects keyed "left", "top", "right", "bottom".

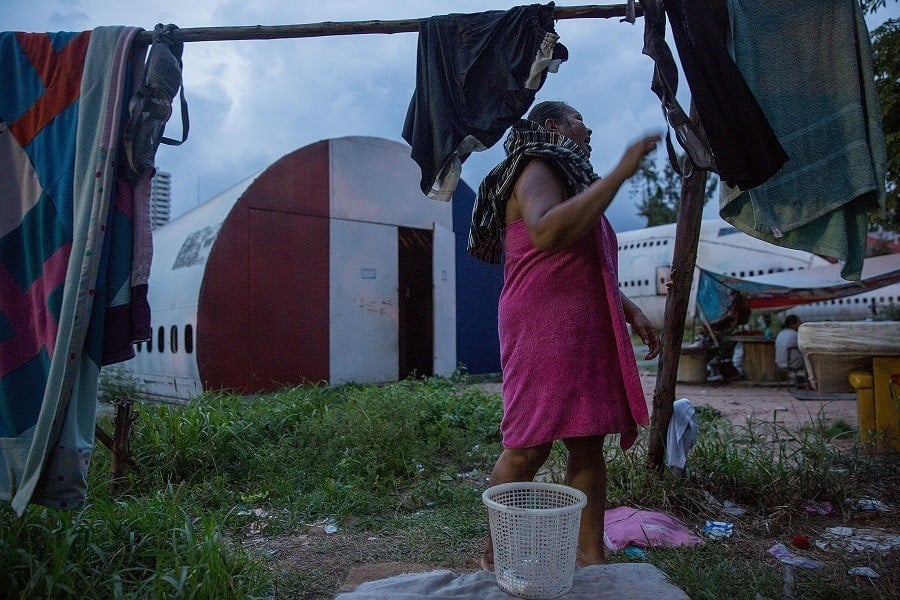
[{"left": 3, "top": 1, "right": 897, "bottom": 232}]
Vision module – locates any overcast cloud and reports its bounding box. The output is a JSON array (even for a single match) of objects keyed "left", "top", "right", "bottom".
[{"left": 3, "top": 1, "right": 898, "bottom": 231}]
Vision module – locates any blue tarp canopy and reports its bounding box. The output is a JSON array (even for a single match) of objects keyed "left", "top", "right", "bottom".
[{"left": 695, "top": 254, "right": 900, "bottom": 329}]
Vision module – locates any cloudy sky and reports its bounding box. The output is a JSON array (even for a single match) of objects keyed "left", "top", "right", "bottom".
[{"left": 3, "top": 1, "right": 898, "bottom": 231}]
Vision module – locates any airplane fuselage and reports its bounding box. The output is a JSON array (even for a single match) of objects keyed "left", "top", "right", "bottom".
[{"left": 616, "top": 219, "right": 900, "bottom": 328}]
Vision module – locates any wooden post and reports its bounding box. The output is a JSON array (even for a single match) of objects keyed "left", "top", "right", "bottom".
[
  {"left": 647, "top": 156, "right": 709, "bottom": 470},
  {"left": 647, "top": 0, "right": 725, "bottom": 470},
  {"left": 110, "top": 397, "right": 137, "bottom": 493},
  {"left": 133, "top": 4, "right": 642, "bottom": 44}
]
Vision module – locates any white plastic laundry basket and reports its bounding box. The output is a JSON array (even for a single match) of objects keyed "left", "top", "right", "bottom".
[{"left": 482, "top": 482, "right": 587, "bottom": 599}]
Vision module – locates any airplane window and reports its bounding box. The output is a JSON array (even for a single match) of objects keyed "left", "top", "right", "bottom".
[
  {"left": 880, "top": 297, "right": 885, "bottom": 302},
  {"left": 645, "top": 279, "right": 650, "bottom": 286},
  {"left": 664, "top": 240, "right": 668, "bottom": 245},
  {"left": 788, "top": 268, "right": 794, "bottom": 271},
  {"left": 157, "top": 326, "right": 164, "bottom": 353},
  {"left": 799, "top": 267, "right": 804, "bottom": 270},
  {"left": 170, "top": 326, "right": 178, "bottom": 353},
  {"left": 749, "top": 271, "right": 755, "bottom": 276},
  {"left": 740, "top": 271, "right": 745, "bottom": 277},
  {"left": 185, "top": 324, "right": 194, "bottom": 354},
  {"left": 839, "top": 299, "right": 844, "bottom": 304},
  {"left": 768, "top": 269, "right": 774, "bottom": 273}
]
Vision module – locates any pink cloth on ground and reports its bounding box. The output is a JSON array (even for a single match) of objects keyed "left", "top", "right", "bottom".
[
  {"left": 498, "top": 217, "right": 648, "bottom": 450},
  {"left": 603, "top": 506, "right": 704, "bottom": 551}
]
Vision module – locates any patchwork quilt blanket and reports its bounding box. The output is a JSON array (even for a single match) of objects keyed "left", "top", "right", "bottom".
[{"left": 0, "top": 27, "right": 151, "bottom": 513}]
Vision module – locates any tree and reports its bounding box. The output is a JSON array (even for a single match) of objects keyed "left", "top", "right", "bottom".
[
  {"left": 860, "top": 0, "right": 892, "bottom": 15},
  {"left": 871, "top": 17, "right": 899, "bottom": 231},
  {"left": 630, "top": 153, "right": 718, "bottom": 227}
]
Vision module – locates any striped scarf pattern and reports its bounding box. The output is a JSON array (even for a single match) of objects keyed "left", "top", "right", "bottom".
[{"left": 466, "top": 119, "right": 598, "bottom": 264}]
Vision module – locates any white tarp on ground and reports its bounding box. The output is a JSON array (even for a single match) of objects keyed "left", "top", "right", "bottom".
[{"left": 335, "top": 563, "right": 689, "bottom": 599}]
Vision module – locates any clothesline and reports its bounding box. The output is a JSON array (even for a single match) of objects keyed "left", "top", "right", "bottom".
[{"left": 132, "top": 3, "right": 642, "bottom": 44}]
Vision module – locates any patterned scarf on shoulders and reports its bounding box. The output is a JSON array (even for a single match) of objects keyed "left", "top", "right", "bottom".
[{"left": 466, "top": 119, "right": 598, "bottom": 264}]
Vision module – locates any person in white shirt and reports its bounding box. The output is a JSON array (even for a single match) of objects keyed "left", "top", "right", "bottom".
[{"left": 775, "top": 314, "right": 804, "bottom": 370}]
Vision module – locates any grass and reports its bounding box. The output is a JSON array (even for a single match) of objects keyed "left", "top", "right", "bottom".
[{"left": 2, "top": 375, "right": 898, "bottom": 599}]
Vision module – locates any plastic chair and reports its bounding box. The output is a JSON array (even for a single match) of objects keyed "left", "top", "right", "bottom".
[{"left": 778, "top": 347, "right": 807, "bottom": 390}]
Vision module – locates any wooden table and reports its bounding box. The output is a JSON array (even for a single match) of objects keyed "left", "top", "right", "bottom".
[{"left": 729, "top": 335, "right": 779, "bottom": 383}]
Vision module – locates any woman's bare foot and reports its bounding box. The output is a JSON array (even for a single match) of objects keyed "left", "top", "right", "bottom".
[{"left": 480, "top": 551, "right": 495, "bottom": 571}]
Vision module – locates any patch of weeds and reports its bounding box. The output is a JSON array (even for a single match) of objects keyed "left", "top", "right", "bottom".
[
  {"left": 0, "top": 486, "right": 269, "bottom": 598},
  {"left": 693, "top": 404, "right": 724, "bottom": 424},
  {"left": 6, "top": 377, "right": 897, "bottom": 599},
  {"left": 97, "top": 366, "right": 144, "bottom": 403},
  {"left": 813, "top": 418, "right": 857, "bottom": 441},
  {"left": 688, "top": 412, "right": 870, "bottom": 509},
  {"left": 647, "top": 543, "right": 781, "bottom": 600}
]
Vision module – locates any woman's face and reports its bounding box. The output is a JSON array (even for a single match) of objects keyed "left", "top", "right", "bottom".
[{"left": 552, "top": 107, "right": 592, "bottom": 156}]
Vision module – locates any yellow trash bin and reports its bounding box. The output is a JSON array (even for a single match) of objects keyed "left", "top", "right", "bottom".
[
  {"left": 849, "top": 370, "right": 875, "bottom": 447},
  {"left": 849, "top": 358, "right": 900, "bottom": 453},
  {"left": 873, "top": 357, "right": 900, "bottom": 452}
]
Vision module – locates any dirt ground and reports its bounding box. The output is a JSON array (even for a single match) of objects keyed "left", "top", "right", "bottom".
[
  {"left": 639, "top": 372, "right": 860, "bottom": 429},
  {"left": 478, "top": 372, "right": 860, "bottom": 430}
]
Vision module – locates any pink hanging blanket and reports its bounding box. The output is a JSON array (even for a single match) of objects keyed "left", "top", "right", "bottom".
[{"left": 498, "top": 217, "right": 648, "bottom": 449}]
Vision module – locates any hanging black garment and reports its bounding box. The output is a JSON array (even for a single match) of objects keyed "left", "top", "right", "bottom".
[
  {"left": 640, "top": 0, "right": 788, "bottom": 189},
  {"left": 122, "top": 23, "right": 189, "bottom": 184},
  {"left": 402, "top": 3, "right": 567, "bottom": 201}
]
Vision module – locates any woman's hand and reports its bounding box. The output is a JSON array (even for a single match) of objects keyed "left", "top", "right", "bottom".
[
  {"left": 616, "top": 134, "right": 663, "bottom": 179},
  {"left": 621, "top": 293, "right": 660, "bottom": 360},
  {"left": 630, "top": 309, "right": 660, "bottom": 360}
]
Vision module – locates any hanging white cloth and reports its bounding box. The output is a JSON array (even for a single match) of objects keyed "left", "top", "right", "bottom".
[{"left": 666, "top": 398, "right": 698, "bottom": 470}]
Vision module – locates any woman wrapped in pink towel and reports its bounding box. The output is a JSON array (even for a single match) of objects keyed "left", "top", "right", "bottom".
[{"left": 467, "top": 101, "right": 661, "bottom": 568}]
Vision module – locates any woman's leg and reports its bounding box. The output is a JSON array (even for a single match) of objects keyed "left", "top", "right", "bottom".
[
  {"left": 562, "top": 435, "right": 607, "bottom": 566},
  {"left": 481, "top": 442, "right": 553, "bottom": 570}
]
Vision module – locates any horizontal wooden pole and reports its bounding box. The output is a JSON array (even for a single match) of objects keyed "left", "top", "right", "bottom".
[{"left": 134, "top": 4, "right": 641, "bottom": 44}]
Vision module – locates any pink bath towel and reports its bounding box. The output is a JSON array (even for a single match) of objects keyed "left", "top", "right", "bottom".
[{"left": 498, "top": 217, "right": 648, "bottom": 450}]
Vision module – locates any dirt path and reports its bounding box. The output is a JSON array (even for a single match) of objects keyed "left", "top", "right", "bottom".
[
  {"left": 639, "top": 373, "right": 859, "bottom": 429},
  {"left": 476, "top": 372, "right": 859, "bottom": 430}
]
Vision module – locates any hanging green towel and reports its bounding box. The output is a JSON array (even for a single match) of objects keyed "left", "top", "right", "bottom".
[{"left": 720, "top": 0, "right": 886, "bottom": 281}]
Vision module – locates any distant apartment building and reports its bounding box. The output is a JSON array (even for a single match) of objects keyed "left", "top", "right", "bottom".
[{"left": 149, "top": 170, "right": 172, "bottom": 230}]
